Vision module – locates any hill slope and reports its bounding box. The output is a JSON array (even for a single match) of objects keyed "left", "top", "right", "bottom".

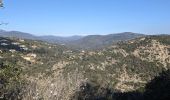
[
  {"left": 66, "top": 32, "right": 144, "bottom": 50},
  {"left": 0, "top": 35, "right": 170, "bottom": 99}
]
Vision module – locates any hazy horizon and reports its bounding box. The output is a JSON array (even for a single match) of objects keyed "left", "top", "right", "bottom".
[{"left": 0, "top": 29, "right": 153, "bottom": 37}]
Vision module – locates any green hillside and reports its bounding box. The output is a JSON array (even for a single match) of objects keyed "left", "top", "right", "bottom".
[{"left": 0, "top": 35, "right": 170, "bottom": 99}]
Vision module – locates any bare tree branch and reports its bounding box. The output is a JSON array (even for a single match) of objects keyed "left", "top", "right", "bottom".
[
  {"left": 0, "top": 0, "right": 3, "bottom": 7},
  {"left": 0, "top": 0, "right": 6, "bottom": 26}
]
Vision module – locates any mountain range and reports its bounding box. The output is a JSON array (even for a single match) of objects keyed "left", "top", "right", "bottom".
[
  {"left": 1, "top": 29, "right": 170, "bottom": 99},
  {"left": 0, "top": 30, "right": 144, "bottom": 50},
  {"left": 0, "top": 34, "right": 170, "bottom": 100}
]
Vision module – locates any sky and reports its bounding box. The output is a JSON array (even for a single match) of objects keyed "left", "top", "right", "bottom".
[{"left": 0, "top": 0, "right": 170, "bottom": 36}]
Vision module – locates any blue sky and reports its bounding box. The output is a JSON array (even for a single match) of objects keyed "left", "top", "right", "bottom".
[{"left": 0, "top": 0, "right": 170, "bottom": 36}]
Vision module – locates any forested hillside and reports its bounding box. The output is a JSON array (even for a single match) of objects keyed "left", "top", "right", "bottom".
[{"left": 0, "top": 35, "right": 170, "bottom": 99}]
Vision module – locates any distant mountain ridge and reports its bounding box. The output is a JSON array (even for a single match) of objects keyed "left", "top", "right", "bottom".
[
  {"left": 0, "top": 30, "right": 83, "bottom": 43},
  {"left": 0, "top": 30, "right": 37, "bottom": 39},
  {"left": 0, "top": 30, "right": 145, "bottom": 49},
  {"left": 66, "top": 32, "right": 145, "bottom": 50}
]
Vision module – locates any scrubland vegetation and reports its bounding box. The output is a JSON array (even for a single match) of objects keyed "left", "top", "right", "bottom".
[{"left": 0, "top": 35, "right": 170, "bottom": 100}]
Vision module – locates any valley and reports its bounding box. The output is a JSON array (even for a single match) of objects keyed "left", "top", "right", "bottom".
[
  {"left": 0, "top": 34, "right": 170, "bottom": 100},
  {"left": 1, "top": 0, "right": 170, "bottom": 99}
]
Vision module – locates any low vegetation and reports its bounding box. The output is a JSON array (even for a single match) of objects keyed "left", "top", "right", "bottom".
[{"left": 0, "top": 35, "right": 170, "bottom": 99}]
